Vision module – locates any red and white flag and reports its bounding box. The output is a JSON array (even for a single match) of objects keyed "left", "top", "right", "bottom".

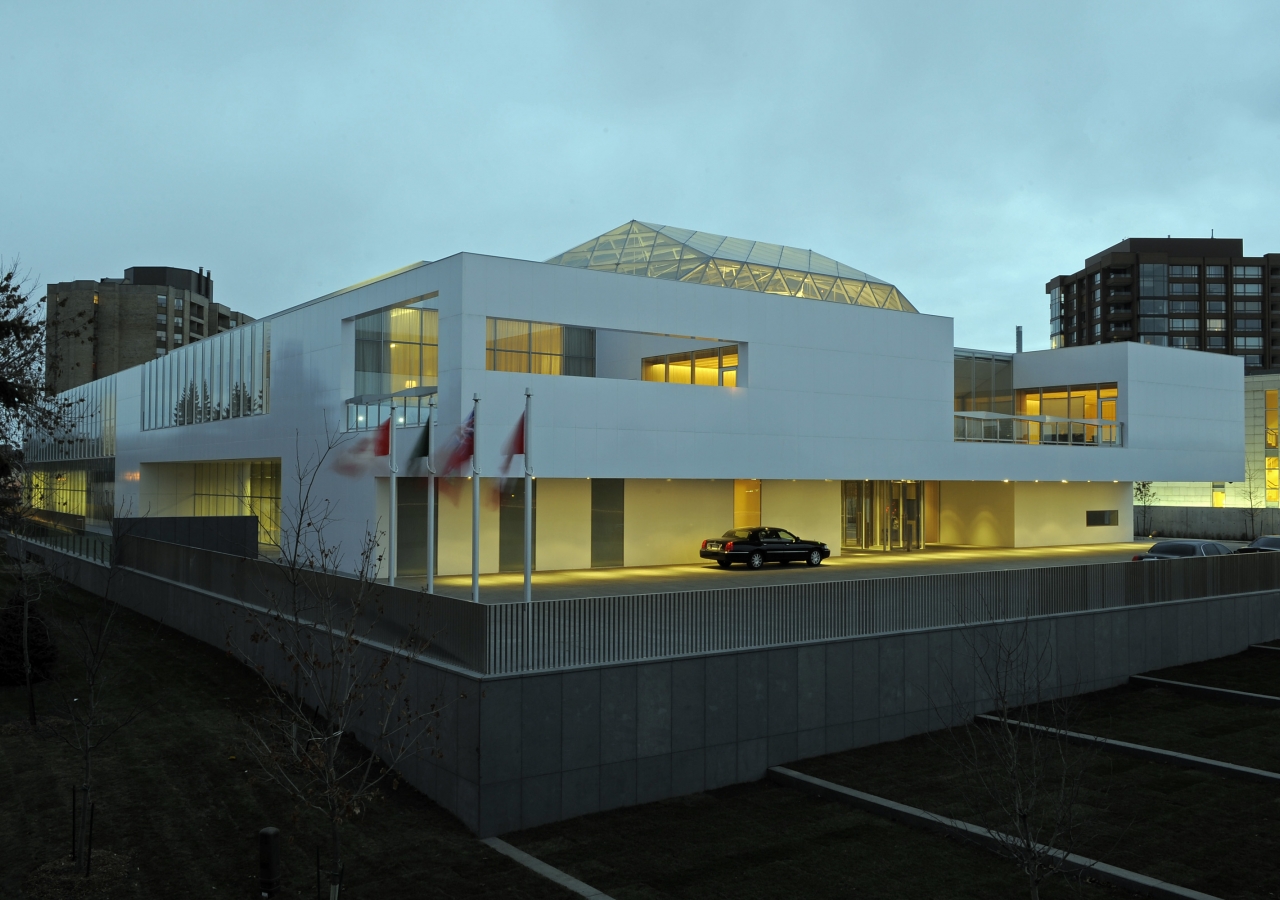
[
  {"left": 331, "top": 418, "right": 390, "bottom": 477},
  {"left": 441, "top": 410, "right": 476, "bottom": 476}
]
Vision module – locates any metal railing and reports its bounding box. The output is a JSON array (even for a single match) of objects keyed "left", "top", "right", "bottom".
[
  {"left": 15, "top": 530, "right": 1280, "bottom": 677},
  {"left": 954, "top": 413, "right": 1122, "bottom": 447},
  {"left": 12, "top": 524, "right": 112, "bottom": 565}
]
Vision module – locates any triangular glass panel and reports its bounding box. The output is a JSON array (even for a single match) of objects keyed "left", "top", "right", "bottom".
[
  {"left": 647, "top": 258, "right": 681, "bottom": 279},
  {"left": 588, "top": 245, "right": 624, "bottom": 269},
  {"left": 881, "top": 289, "right": 904, "bottom": 311},
  {"left": 592, "top": 222, "right": 635, "bottom": 255},
  {"left": 731, "top": 265, "right": 759, "bottom": 292},
  {"left": 677, "top": 248, "right": 709, "bottom": 281},
  {"left": 654, "top": 224, "right": 696, "bottom": 244},
  {"left": 797, "top": 273, "right": 825, "bottom": 299},
  {"left": 552, "top": 249, "right": 594, "bottom": 268},
  {"left": 897, "top": 292, "right": 918, "bottom": 312},
  {"left": 747, "top": 264, "right": 775, "bottom": 291},
  {"left": 716, "top": 260, "right": 743, "bottom": 284},
  {"left": 647, "top": 234, "right": 684, "bottom": 264},
  {"left": 781, "top": 268, "right": 806, "bottom": 295},
  {"left": 866, "top": 284, "right": 892, "bottom": 307},
  {"left": 678, "top": 262, "right": 707, "bottom": 283},
  {"left": 763, "top": 268, "right": 790, "bottom": 295},
  {"left": 841, "top": 279, "right": 867, "bottom": 304},
  {"left": 827, "top": 278, "right": 851, "bottom": 303},
  {"left": 544, "top": 237, "right": 598, "bottom": 264},
  {"left": 697, "top": 261, "right": 724, "bottom": 287},
  {"left": 810, "top": 273, "right": 836, "bottom": 300}
]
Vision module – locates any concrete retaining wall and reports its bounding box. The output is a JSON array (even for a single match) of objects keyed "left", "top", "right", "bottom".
[
  {"left": 1142, "top": 505, "right": 1280, "bottom": 541},
  {"left": 21, "top": 539, "right": 1280, "bottom": 838}
]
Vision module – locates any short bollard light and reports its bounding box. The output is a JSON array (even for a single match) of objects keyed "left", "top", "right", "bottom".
[{"left": 258, "top": 827, "right": 281, "bottom": 898}]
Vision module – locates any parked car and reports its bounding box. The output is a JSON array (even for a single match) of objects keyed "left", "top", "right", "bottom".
[
  {"left": 700, "top": 527, "right": 831, "bottom": 569},
  {"left": 1235, "top": 536, "right": 1280, "bottom": 554},
  {"left": 1132, "top": 539, "right": 1234, "bottom": 561}
]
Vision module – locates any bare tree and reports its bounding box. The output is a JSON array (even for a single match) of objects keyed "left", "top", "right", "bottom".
[
  {"left": 1241, "top": 460, "right": 1264, "bottom": 541},
  {"left": 41, "top": 520, "right": 147, "bottom": 875},
  {"left": 1132, "top": 481, "right": 1156, "bottom": 538},
  {"left": 937, "top": 607, "right": 1102, "bottom": 900},
  {"left": 235, "top": 429, "right": 441, "bottom": 896}
]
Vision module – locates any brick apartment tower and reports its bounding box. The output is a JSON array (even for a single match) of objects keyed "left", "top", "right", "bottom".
[
  {"left": 45, "top": 266, "right": 255, "bottom": 393},
  {"left": 1046, "top": 237, "right": 1280, "bottom": 370}
]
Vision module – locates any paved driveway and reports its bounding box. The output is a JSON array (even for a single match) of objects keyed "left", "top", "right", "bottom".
[{"left": 395, "top": 541, "right": 1183, "bottom": 604}]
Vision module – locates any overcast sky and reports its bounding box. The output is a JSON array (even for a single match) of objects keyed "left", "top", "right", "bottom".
[{"left": 5, "top": 1, "right": 1280, "bottom": 350}]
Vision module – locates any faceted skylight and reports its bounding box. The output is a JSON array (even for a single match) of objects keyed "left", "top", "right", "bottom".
[{"left": 545, "top": 220, "right": 916, "bottom": 312}]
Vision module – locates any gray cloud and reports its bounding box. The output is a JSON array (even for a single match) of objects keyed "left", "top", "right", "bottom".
[{"left": 5, "top": 0, "right": 1280, "bottom": 351}]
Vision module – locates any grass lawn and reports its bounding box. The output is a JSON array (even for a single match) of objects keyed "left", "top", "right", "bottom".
[
  {"left": 0, "top": 566, "right": 578, "bottom": 900},
  {"left": 793, "top": 722, "right": 1280, "bottom": 899},
  {"left": 507, "top": 779, "right": 1130, "bottom": 900},
  {"left": 1146, "top": 647, "right": 1280, "bottom": 696},
  {"left": 1056, "top": 682, "right": 1280, "bottom": 772}
]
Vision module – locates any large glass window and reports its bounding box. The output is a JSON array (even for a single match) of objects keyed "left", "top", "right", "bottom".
[
  {"left": 1139, "top": 263, "right": 1167, "bottom": 298},
  {"left": 953, "top": 350, "right": 1013, "bottom": 413},
  {"left": 1169, "top": 282, "right": 1199, "bottom": 295},
  {"left": 642, "top": 345, "right": 739, "bottom": 386},
  {"left": 193, "top": 459, "right": 282, "bottom": 545},
  {"left": 1169, "top": 265, "right": 1200, "bottom": 277},
  {"left": 349, "top": 302, "right": 438, "bottom": 430},
  {"left": 141, "top": 321, "right": 270, "bottom": 430},
  {"left": 1234, "top": 283, "right": 1263, "bottom": 296},
  {"left": 486, "top": 317, "right": 595, "bottom": 377},
  {"left": 1234, "top": 266, "right": 1264, "bottom": 278}
]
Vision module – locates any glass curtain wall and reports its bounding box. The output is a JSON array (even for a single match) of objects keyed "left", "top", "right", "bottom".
[
  {"left": 142, "top": 321, "right": 270, "bottom": 430},
  {"left": 642, "top": 345, "right": 739, "bottom": 386},
  {"left": 485, "top": 318, "right": 596, "bottom": 377},
  {"left": 841, "top": 480, "right": 926, "bottom": 551},
  {"left": 349, "top": 305, "right": 438, "bottom": 430},
  {"left": 192, "top": 459, "right": 282, "bottom": 545}
]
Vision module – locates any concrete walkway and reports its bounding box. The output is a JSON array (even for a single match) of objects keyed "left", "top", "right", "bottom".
[{"left": 394, "top": 541, "right": 1163, "bottom": 604}]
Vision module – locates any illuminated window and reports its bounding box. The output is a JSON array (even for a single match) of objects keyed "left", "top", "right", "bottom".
[
  {"left": 1266, "top": 390, "right": 1278, "bottom": 449},
  {"left": 1212, "top": 483, "right": 1226, "bottom": 507},
  {"left": 193, "top": 459, "right": 282, "bottom": 545},
  {"left": 642, "top": 345, "right": 739, "bottom": 387},
  {"left": 349, "top": 301, "right": 439, "bottom": 430},
  {"left": 1267, "top": 456, "right": 1279, "bottom": 504},
  {"left": 485, "top": 317, "right": 594, "bottom": 377}
]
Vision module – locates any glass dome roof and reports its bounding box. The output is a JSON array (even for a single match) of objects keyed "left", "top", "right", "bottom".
[{"left": 545, "top": 220, "right": 916, "bottom": 312}]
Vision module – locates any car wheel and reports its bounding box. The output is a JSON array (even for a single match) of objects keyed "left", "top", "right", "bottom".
[
  {"left": 806, "top": 549, "right": 823, "bottom": 567},
  {"left": 717, "top": 559, "right": 732, "bottom": 568},
  {"left": 748, "top": 551, "right": 765, "bottom": 569}
]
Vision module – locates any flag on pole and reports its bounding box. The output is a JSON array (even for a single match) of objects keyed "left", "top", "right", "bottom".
[
  {"left": 441, "top": 410, "right": 476, "bottom": 475},
  {"left": 500, "top": 411, "right": 526, "bottom": 476},
  {"left": 331, "top": 417, "right": 391, "bottom": 477}
]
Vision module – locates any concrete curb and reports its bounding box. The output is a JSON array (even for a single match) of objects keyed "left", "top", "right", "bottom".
[
  {"left": 768, "top": 766, "right": 1221, "bottom": 900},
  {"left": 977, "top": 714, "right": 1280, "bottom": 784},
  {"left": 482, "top": 837, "right": 615, "bottom": 899},
  {"left": 1131, "top": 674, "right": 1280, "bottom": 708}
]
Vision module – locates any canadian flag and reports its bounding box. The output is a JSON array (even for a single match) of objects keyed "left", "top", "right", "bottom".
[{"left": 332, "top": 418, "right": 390, "bottom": 477}]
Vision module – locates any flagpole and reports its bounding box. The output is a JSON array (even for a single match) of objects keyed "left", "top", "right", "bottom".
[
  {"left": 523, "top": 388, "right": 532, "bottom": 606},
  {"left": 388, "top": 399, "right": 398, "bottom": 587},
  {"left": 471, "top": 393, "right": 481, "bottom": 604},
  {"left": 426, "top": 394, "right": 436, "bottom": 595}
]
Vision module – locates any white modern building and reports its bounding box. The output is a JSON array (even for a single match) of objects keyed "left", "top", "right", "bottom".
[{"left": 27, "top": 221, "right": 1246, "bottom": 578}]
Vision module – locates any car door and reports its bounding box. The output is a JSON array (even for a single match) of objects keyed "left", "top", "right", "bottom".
[{"left": 774, "top": 529, "right": 805, "bottom": 560}]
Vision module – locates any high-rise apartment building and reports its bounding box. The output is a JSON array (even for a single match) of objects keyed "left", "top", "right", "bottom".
[
  {"left": 45, "top": 266, "right": 254, "bottom": 393},
  {"left": 1045, "top": 237, "right": 1280, "bottom": 370}
]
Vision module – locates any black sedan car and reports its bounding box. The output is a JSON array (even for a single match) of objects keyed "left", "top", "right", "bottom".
[
  {"left": 1235, "top": 536, "right": 1280, "bottom": 553},
  {"left": 700, "top": 527, "right": 831, "bottom": 569},
  {"left": 1132, "top": 539, "right": 1233, "bottom": 561}
]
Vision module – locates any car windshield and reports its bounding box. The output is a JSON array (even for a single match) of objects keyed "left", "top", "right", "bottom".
[
  {"left": 1252, "top": 537, "right": 1280, "bottom": 549},
  {"left": 722, "top": 529, "right": 755, "bottom": 539},
  {"left": 1150, "top": 542, "right": 1199, "bottom": 557}
]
